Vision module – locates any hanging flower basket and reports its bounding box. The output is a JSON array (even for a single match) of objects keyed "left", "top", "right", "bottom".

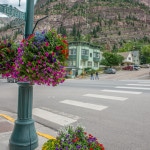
[
  {"left": 10, "top": 29, "right": 69, "bottom": 86},
  {"left": 42, "top": 125, "right": 105, "bottom": 150},
  {"left": 0, "top": 40, "right": 17, "bottom": 77}
]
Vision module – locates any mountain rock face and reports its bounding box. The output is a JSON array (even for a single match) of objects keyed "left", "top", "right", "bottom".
[{"left": 0, "top": 0, "right": 150, "bottom": 49}]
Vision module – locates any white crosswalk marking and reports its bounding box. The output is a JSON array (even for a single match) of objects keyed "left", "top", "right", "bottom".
[
  {"left": 60, "top": 100, "right": 108, "bottom": 111},
  {"left": 84, "top": 94, "right": 127, "bottom": 101},
  {"left": 116, "top": 86, "right": 150, "bottom": 90},
  {"left": 126, "top": 84, "right": 150, "bottom": 86},
  {"left": 101, "top": 89, "right": 142, "bottom": 94},
  {"left": 33, "top": 108, "right": 77, "bottom": 126},
  {"left": 138, "top": 81, "right": 150, "bottom": 84}
]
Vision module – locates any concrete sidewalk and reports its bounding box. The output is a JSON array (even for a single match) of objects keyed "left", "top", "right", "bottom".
[{"left": 0, "top": 110, "right": 57, "bottom": 150}]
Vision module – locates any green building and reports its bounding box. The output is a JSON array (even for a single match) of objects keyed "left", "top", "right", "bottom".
[{"left": 66, "top": 41, "right": 102, "bottom": 78}]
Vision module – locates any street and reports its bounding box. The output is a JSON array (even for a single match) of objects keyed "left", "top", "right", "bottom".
[{"left": 0, "top": 70, "right": 150, "bottom": 150}]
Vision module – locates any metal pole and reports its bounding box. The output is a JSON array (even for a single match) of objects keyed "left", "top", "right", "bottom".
[
  {"left": 25, "top": 0, "right": 34, "bottom": 38},
  {"left": 19, "top": 0, "right": 21, "bottom": 6},
  {"left": 9, "top": 0, "right": 38, "bottom": 149}
]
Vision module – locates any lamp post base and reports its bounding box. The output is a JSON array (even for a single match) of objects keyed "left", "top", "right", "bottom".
[
  {"left": 9, "top": 119, "right": 38, "bottom": 150},
  {"left": 9, "top": 82, "right": 38, "bottom": 150}
]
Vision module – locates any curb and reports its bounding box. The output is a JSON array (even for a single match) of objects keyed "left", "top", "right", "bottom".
[{"left": 0, "top": 114, "right": 56, "bottom": 140}]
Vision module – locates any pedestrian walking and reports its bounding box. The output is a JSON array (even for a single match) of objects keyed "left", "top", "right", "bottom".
[
  {"left": 90, "top": 72, "right": 94, "bottom": 80},
  {"left": 95, "top": 72, "right": 99, "bottom": 80}
]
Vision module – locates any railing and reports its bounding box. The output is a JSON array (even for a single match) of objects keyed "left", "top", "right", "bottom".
[
  {"left": 81, "top": 55, "right": 89, "bottom": 60},
  {"left": 69, "top": 55, "right": 76, "bottom": 60}
]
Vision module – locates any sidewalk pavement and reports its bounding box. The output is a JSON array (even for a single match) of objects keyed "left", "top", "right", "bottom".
[{"left": 0, "top": 110, "right": 57, "bottom": 150}]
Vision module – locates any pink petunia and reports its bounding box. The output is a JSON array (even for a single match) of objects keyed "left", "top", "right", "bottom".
[
  {"left": 56, "top": 46, "right": 61, "bottom": 50},
  {"left": 17, "top": 47, "right": 22, "bottom": 53},
  {"left": 45, "top": 42, "right": 49, "bottom": 47},
  {"left": 45, "top": 52, "right": 49, "bottom": 57}
]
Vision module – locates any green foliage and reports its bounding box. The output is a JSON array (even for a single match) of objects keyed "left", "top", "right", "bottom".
[
  {"left": 0, "top": 40, "right": 17, "bottom": 75},
  {"left": 141, "top": 45, "right": 150, "bottom": 64},
  {"left": 100, "top": 52, "right": 124, "bottom": 67},
  {"left": 118, "top": 41, "right": 137, "bottom": 52},
  {"left": 42, "top": 139, "right": 60, "bottom": 150},
  {"left": 57, "top": 24, "right": 67, "bottom": 36}
]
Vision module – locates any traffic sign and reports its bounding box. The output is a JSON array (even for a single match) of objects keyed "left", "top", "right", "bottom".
[{"left": 0, "top": 4, "right": 25, "bottom": 20}]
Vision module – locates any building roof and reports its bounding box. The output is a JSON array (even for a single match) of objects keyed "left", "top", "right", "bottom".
[
  {"left": 118, "top": 52, "right": 131, "bottom": 58},
  {"left": 69, "top": 41, "right": 100, "bottom": 49}
]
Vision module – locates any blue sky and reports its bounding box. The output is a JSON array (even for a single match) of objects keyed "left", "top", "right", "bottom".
[{"left": 0, "top": 0, "right": 37, "bottom": 17}]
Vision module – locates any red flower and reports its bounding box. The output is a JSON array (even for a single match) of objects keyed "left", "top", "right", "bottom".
[
  {"left": 27, "top": 34, "right": 34, "bottom": 40},
  {"left": 72, "top": 138, "right": 78, "bottom": 143},
  {"left": 88, "top": 134, "right": 93, "bottom": 137}
]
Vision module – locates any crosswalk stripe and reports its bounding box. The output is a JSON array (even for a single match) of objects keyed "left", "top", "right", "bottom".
[
  {"left": 116, "top": 86, "right": 150, "bottom": 90},
  {"left": 126, "top": 84, "right": 150, "bottom": 86},
  {"left": 84, "top": 94, "right": 127, "bottom": 101},
  {"left": 101, "top": 89, "right": 142, "bottom": 94},
  {"left": 60, "top": 100, "right": 108, "bottom": 111},
  {"left": 33, "top": 108, "right": 77, "bottom": 126},
  {"left": 138, "top": 81, "right": 150, "bottom": 84}
]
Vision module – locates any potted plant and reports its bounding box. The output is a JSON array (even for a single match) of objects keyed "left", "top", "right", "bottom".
[
  {"left": 6, "top": 29, "right": 68, "bottom": 86},
  {"left": 42, "top": 125, "right": 105, "bottom": 150}
]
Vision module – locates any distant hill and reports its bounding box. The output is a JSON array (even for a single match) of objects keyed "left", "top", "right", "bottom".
[{"left": 0, "top": 0, "right": 150, "bottom": 50}]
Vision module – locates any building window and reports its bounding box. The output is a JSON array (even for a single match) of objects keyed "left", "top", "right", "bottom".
[
  {"left": 90, "top": 53, "right": 92, "bottom": 57},
  {"left": 88, "top": 61, "right": 92, "bottom": 67},
  {"left": 69, "top": 49, "right": 76, "bottom": 55},
  {"left": 81, "top": 49, "right": 89, "bottom": 56},
  {"left": 94, "top": 62, "right": 98, "bottom": 67},
  {"left": 93, "top": 52, "right": 100, "bottom": 58},
  {"left": 128, "top": 57, "right": 131, "bottom": 60},
  {"left": 68, "top": 61, "right": 76, "bottom": 66}
]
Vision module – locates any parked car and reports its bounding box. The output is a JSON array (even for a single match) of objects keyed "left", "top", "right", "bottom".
[
  {"left": 104, "top": 68, "right": 116, "bottom": 74},
  {"left": 122, "top": 65, "right": 133, "bottom": 71},
  {"left": 133, "top": 65, "right": 140, "bottom": 70},
  {"left": 7, "top": 77, "right": 18, "bottom": 83},
  {"left": 140, "top": 64, "right": 150, "bottom": 68}
]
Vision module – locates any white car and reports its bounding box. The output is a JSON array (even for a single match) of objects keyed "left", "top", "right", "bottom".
[{"left": 7, "top": 77, "right": 18, "bottom": 83}]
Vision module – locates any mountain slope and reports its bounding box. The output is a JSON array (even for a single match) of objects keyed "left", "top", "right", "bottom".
[{"left": 0, "top": 0, "right": 150, "bottom": 50}]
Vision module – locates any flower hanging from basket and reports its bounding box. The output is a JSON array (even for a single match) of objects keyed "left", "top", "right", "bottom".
[
  {"left": 0, "top": 40, "right": 17, "bottom": 77},
  {"left": 12, "top": 29, "right": 69, "bottom": 86}
]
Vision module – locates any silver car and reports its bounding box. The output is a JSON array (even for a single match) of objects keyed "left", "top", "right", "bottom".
[
  {"left": 7, "top": 77, "right": 18, "bottom": 83},
  {"left": 104, "top": 68, "right": 116, "bottom": 74}
]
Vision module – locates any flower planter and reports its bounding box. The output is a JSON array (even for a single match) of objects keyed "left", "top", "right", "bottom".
[
  {"left": 1, "top": 30, "right": 69, "bottom": 86},
  {"left": 42, "top": 126, "right": 105, "bottom": 150}
]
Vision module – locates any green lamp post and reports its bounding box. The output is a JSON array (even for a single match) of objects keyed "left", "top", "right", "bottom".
[{"left": 9, "top": 0, "right": 38, "bottom": 150}]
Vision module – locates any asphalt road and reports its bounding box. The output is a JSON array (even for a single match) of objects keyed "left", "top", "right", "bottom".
[{"left": 0, "top": 69, "right": 150, "bottom": 150}]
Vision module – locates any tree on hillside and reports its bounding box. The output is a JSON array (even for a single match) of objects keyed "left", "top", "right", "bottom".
[
  {"left": 100, "top": 52, "right": 124, "bottom": 67},
  {"left": 140, "top": 45, "right": 150, "bottom": 64}
]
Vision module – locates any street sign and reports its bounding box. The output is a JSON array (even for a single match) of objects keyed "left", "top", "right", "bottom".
[{"left": 0, "top": 4, "right": 25, "bottom": 20}]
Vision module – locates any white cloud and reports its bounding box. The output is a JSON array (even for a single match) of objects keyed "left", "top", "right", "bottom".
[{"left": 0, "top": 0, "right": 37, "bottom": 17}]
